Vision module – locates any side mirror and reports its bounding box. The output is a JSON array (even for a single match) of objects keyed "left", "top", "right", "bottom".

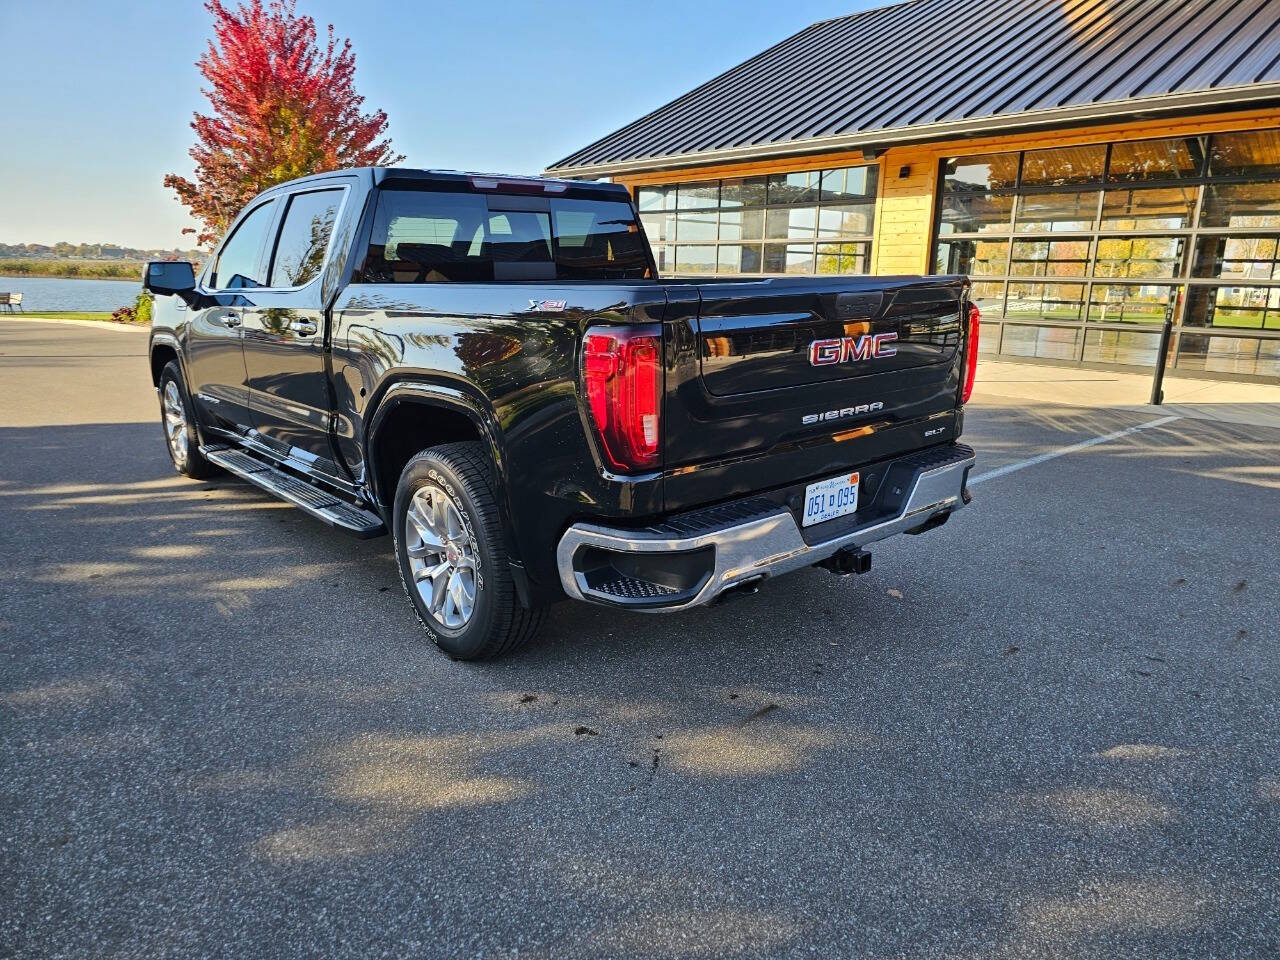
[{"left": 142, "top": 261, "right": 196, "bottom": 300}]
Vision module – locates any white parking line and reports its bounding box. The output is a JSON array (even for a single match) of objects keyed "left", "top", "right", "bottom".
[{"left": 969, "top": 415, "right": 1182, "bottom": 485}]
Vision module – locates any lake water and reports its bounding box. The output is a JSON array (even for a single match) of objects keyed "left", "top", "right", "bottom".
[{"left": 0, "top": 275, "right": 141, "bottom": 313}]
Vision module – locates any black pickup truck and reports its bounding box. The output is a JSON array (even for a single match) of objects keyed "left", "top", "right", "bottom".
[{"left": 145, "top": 167, "right": 978, "bottom": 660}]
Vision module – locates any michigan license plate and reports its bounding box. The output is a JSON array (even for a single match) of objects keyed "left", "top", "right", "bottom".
[{"left": 802, "top": 471, "right": 860, "bottom": 527}]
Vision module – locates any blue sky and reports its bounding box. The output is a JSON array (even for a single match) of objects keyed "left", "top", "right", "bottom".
[{"left": 0, "top": 0, "right": 879, "bottom": 249}]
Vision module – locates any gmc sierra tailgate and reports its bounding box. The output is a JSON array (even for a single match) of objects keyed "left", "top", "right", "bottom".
[{"left": 662, "top": 275, "right": 968, "bottom": 511}]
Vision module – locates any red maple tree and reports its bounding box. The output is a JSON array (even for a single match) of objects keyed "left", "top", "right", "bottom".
[{"left": 165, "top": 0, "right": 403, "bottom": 246}]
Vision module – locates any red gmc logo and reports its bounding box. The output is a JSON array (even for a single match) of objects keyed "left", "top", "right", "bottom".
[{"left": 808, "top": 332, "right": 899, "bottom": 366}]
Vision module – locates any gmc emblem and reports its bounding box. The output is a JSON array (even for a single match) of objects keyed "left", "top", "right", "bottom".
[{"left": 809, "top": 332, "right": 898, "bottom": 366}]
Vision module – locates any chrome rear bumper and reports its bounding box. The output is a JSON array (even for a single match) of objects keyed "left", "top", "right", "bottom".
[{"left": 556, "top": 443, "right": 975, "bottom": 611}]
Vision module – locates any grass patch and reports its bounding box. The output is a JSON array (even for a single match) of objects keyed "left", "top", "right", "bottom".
[{"left": 0, "top": 259, "right": 143, "bottom": 280}]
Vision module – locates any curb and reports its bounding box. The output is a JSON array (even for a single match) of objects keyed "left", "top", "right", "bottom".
[{"left": 0, "top": 315, "right": 149, "bottom": 334}]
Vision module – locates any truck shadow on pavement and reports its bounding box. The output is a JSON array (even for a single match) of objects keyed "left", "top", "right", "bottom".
[{"left": 2, "top": 412, "right": 1278, "bottom": 958}]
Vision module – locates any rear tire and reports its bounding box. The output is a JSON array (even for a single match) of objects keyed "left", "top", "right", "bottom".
[
  {"left": 158, "top": 361, "right": 218, "bottom": 480},
  {"left": 393, "top": 442, "right": 544, "bottom": 660}
]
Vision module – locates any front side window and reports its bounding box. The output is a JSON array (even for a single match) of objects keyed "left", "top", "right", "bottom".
[
  {"left": 212, "top": 200, "right": 277, "bottom": 289},
  {"left": 269, "top": 189, "right": 342, "bottom": 287}
]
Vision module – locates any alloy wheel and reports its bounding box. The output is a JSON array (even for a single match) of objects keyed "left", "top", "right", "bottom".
[
  {"left": 162, "top": 380, "right": 189, "bottom": 467},
  {"left": 405, "top": 483, "right": 478, "bottom": 629}
]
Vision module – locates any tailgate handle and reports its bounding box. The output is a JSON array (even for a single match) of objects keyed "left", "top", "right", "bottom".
[{"left": 836, "top": 291, "right": 883, "bottom": 320}]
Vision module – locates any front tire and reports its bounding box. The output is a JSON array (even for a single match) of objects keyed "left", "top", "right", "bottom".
[
  {"left": 393, "top": 442, "right": 544, "bottom": 660},
  {"left": 158, "top": 361, "right": 218, "bottom": 480}
]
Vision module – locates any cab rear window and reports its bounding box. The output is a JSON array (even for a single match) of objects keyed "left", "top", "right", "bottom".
[{"left": 357, "top": 190, "right": 652, "bottom": 283}]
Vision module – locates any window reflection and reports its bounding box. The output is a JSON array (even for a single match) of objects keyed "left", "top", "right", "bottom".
[
  {"left": 765, "top": 207, "right": 817, "bottom": 240},
  {"left": 1100, "top": 186, "right": 1195, "bottom": 229},
  {"left": 721, "top": 177, "right": 767, "bottom": 208},
  {"left": 818, "top": 203, "right": 875, "bottom": 238},
  {"left": 938, "top": 192, "right": 1015, "bottom": 235},
  {"left": 767, "top": 171, "right": 820, "bottom": 204},
  {"left": 820, "top": 166, "right": 878, "bottom": 200},
  {"left": 1193, "top": 236, "right": 1280, "bottom": 281},
  {"left": 817, "top": 243, "right": 870, "bottom": 275},
  {"left": 675, "top": 210, "right": 717, "bottom": 243},
  {"left": 1176, "top": 332, "right": 1280, "bottom": 377},
  {"left": 1021, "top": 145, "right": 1105, "bottom": 186},
  {"left": 936, "top": 239, "right": 1009, "bottom": 276},
  {"left": 1209, "top": 130, "right": 1280, "bottom": 178},
  {"left": 1010, "top": 239, "right": 1089, "bottom": 278},
  {"left": 935, "top": 130, "right": 1280, "bottom": 371},
  {"left": 718, "top": 208, "right": 764, "bottom": 241},
  {"left": 1094, "top": 237, "right": 1184, "bottom": 279},
  {"left": 1016, "top": 191, "right": 1099, "bottom": 232},
  {"left": 1006, "top": 282, "right": 1086, "bottom": 320},
  {"left": 1200, "top": 181, "right": 1280, "bottom": 228},
  {"left": 640, "top": 162, "right": 875, "bottom": 276},
  {"left": 763, "top": 243, "right": 815, "bottom": 274},
  {"left": 1088, "top": 284, "right": 1177, "bottom": 324},
  {"left": 1108, "top": 137, "right": 1205, "bottom": 181},
  {"left": 676, "top": 181, "right": 719, "bottom": 210},
  {"left": 675, "top": 245, "right": 716, "bottom": 274},
  {"left": 1184, "top": 285, "right": 1280, "bottom": 329},
  {"left": 942, "top": 153, "right": 1020, "bottom": 192}
]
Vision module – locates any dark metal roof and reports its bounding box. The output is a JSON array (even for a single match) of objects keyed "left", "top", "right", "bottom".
[{"left": 547, "top": 0, "right": 1280, "bottom": 178}]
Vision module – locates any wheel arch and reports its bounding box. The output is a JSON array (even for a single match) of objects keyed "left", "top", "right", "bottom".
[
  {"left": 363, "top": 380, "right": 513, "bottom": 542},
  {"left": 148, "top": 332, "right": 183, "bottom": 388}
]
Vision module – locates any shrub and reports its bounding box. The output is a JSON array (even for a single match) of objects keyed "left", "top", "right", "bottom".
[
  {"left": 134, "top": 292, "right": 153, "bottom": 325},
  {"left": 110, "top": 293, "right": 153, "bottom": 325}
]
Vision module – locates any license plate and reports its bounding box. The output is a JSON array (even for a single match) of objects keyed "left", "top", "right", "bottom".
[{"left": 802, "top": 471, "right": 860, "bottom": 527}]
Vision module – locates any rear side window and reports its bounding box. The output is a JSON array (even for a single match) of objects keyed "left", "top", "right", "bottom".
[
  {"left": 269, "top": 189, "right": 343, "bottom": 287},
  {"left": 212, "top": 199, "right": 277, "bottom": 289},
  {"left": 552, "top": 199, "right": 651, "bottom": 280},
  {"left": 358, "top": 190, "right": 652, "bottom": 283}
]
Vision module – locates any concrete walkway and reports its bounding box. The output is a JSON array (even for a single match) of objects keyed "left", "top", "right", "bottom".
[
  {"left": 0, "top": 314, "right": 146, "bottom": 334},
  {"left": 974, "top": 359, "right": 1280, "bottom": 430}
]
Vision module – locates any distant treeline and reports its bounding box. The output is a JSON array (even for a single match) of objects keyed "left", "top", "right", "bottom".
[
  {"left": 0, "top": 242, "right": 204, "bottom": 261},
  {"left": 0, "top": 259, "right": 145, "bottom": 279}
]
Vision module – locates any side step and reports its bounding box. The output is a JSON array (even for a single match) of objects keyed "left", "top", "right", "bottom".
[{"left": 201, "top": 444, "right": 386, "bottom": 538}]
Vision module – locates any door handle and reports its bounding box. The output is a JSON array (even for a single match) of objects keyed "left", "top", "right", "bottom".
[
  {"left": 289, "top": 319, "right": 318, "bottom": 337},
  {"left": 214, "top": 312, "right": 241, "bottom": 328}
]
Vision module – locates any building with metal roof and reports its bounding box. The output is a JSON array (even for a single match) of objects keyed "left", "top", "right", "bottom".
[{"left": 549, "top": 0, "right": 1280, "bottom": 382}]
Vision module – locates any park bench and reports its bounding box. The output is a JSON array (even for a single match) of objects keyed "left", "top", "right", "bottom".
[{"left": 0, "top": 292, "right": 23, "bottom": 312}]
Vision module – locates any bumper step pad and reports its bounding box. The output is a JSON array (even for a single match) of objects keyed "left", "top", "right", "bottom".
[
  {"left": 201, "top": 444, "right": 385, "bottom": 538},
  {"left": 558, "top": 442, "right": 976, "bottom": 611}
]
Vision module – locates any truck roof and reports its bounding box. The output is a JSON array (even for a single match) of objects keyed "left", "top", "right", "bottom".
[{"left": 264, "top": 166, "right": 628, "bottom": 198}]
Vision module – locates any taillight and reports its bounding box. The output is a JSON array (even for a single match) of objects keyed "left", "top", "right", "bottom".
[
  {"left": 582, "top": 326, "right": 662, "bottom": 473},
  {"left": 961, "top": 303, "right": 980, "bottom": 404}
]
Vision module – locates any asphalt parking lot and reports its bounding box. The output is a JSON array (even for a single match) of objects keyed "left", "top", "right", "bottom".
[{"left": 2, "top": 319, "right": 1278, "bottom": 959}]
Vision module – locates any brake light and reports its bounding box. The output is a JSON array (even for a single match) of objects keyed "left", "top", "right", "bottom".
[
  {"left": 961, "top": 303, "right": 980, "bottom": 404},
  {"left": 582, "top": 326, "right": 662, "bottom": 472},
  {"left": 470, "top": 175, "right": 568, "bottom": 194}
]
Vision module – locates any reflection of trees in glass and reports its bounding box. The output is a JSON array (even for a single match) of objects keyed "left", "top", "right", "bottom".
[{"left": 278, "top": 208, "right": 337, "bottom": 286}]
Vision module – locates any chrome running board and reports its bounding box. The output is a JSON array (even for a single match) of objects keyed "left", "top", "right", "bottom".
[{"left": 201, "top": 444, "right": 386, "bottom": 538}]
